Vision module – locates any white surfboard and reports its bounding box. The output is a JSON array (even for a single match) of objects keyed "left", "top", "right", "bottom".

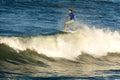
[{"left": 60, "top": 30, "right": 77, "bottom": 33}]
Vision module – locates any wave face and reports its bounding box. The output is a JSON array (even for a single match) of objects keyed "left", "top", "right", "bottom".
[{"left": 0, "top": 25, "right": 120, "bottom": 60}]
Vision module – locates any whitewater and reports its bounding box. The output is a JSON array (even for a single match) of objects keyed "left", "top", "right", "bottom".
[{"left": 1, "top": 25, "right": 120, "bottom": 60}]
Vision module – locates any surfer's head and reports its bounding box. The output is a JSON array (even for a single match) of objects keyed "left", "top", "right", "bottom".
[{"left": 68, "top": 9, "right": 73, "bottom": 13}]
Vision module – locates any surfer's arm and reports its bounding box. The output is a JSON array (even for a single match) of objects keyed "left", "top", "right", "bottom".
[{"left": 67, "top": 16, "right": 70, "bottom": 20}]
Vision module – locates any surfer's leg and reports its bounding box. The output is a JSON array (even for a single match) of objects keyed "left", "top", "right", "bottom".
[
  {"left": 70, "top": 24, "right": 74, "bottom": 30},
  {"left": 69, "top": 20, "right": 75, "bottom": 30},
  {"left": 64, "top": 22, "right": 68, "bottom": 31},
  {"left": 64, "top": 20, "right": 71, "bottom": 31},
  {"left": 64, "top": 20, "right": 74, "bottom": 31}
]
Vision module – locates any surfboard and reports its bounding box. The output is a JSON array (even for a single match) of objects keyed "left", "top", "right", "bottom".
[{"left": 60, "top": 30, "right": 77, "bottom": 33}]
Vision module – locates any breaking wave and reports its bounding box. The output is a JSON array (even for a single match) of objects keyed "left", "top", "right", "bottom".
[{"left": 0, "top": 25, "right": 120, "bottom": 60}]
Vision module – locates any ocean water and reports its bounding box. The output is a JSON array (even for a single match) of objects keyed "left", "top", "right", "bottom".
[{"left": 0, "top": 0, "right": 120, "bottom": 80}]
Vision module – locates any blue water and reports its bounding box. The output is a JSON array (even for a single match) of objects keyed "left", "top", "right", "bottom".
[
  {"left": 0, "top": 0, "right": 120, "bottom": 80},
  {"left": 0, "top": 0, "right": 120, "bottom": 35}
]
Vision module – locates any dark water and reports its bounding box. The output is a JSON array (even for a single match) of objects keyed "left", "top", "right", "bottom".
[{"left": 0, "top": 0, "right": 120, "bottom": 80}]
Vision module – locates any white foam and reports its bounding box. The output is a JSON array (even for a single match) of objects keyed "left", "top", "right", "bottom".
[{"left": 0, "top": 25, "right": 120, "bottom": 59}]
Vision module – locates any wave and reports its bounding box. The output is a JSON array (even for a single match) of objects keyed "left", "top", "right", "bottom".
[
  {"left": 0, "top": 25, "right": 120, "bottom": 60},
  {"left": 1, "top": 40, "right": 120, "bottom": 79},
  {"left": 0, "top": 44, "right": 120, "bottom": 80}
]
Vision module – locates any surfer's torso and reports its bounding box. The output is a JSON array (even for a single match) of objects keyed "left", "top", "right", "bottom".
[{"left": 69, "top": 13, "right": 75, "bottom": 20}]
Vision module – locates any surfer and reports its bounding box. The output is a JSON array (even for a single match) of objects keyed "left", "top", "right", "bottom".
[{"left": 64, "top": 9, "right": 75, "bottom": 31}]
